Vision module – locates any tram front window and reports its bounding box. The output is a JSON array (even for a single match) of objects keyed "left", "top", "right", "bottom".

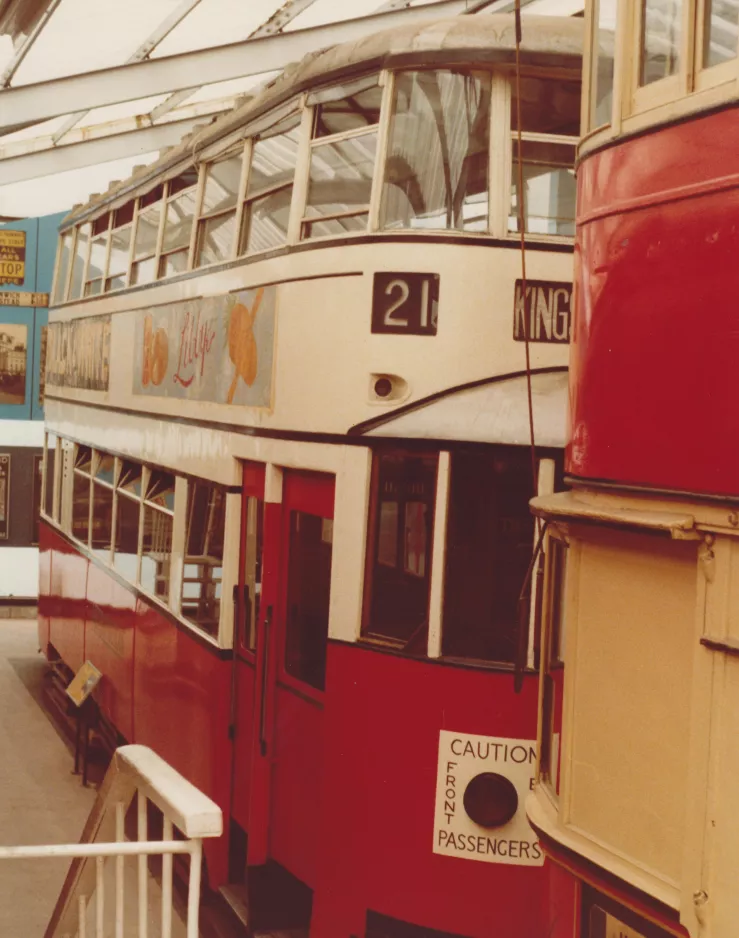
[
  {"left": 380, "top": 70, "right": 491, "bottom": 232},
  {"left": 442, "top": 451, "right": 534, "bottom": 664},
  {"left": 363, "top": 452, "right": 437, "bottom": 650}
]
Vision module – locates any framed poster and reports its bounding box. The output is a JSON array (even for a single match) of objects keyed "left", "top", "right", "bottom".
[
  {"left": 0, "top": 454, "right": 9, "bottom": 540},
  {"left": 0, "top": 323, "right": 27, "bottom": 405}
]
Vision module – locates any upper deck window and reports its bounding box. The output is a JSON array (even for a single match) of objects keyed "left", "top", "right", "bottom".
[
  {"left": 240, "top": 116, "right": 301, "bottom": 255},
  {"left": 591, "top": 0, "right": 617, "bottom": 127},
  {"left": 85, "top": 213, "right": 111, "bottom": 298},
  {"left": 105, "top": 202, "right": 134, "bottom": 292},
  {"left": 52, "top": 231, "right": 73, "bottom": 305},
  {"left": 159, "top": 170, "right": 199, "bottom": 278},
  {"left": 703, "top": 0, "right": 739, "bottom": 67},
  {"left": 301, "top": 82, "right": 383, "bottom": 239},
  {"left": 640, "top": 0, "right": 684, "bottom": 86},
  {"left": 69, "top": 223, "right": 90, "bottom": 301},
  {"left": 509, "top": 77, "right": 578, "bottom": 238},
  {"left": 195, "top": 152, "right": 244, "bottom": 267},
  {"left": 380, "top": 70, "right": 491, "bottom": 232},
  {"left": 131, "top": 185, "right": 164, "bottom": 287}
]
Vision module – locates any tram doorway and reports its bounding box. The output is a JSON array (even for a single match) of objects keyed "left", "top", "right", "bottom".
[{"left": 231, "top": 465, "right": 335, "bottom": 891}]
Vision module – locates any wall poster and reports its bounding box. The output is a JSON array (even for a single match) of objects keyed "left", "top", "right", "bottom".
[
  {"left": 0, "top": 455, "right": 9, "bottom": 540},
  {"left": 0, "top": 230, "right": 26, "bottom": 286},
  {"left": 46, "top": 315, "right": 110, "bottom": 392},
  {"left": 0, "top": 324, "right": 27, "bottom": 405},
  {"left": 133, "top": 288, "right": 276, "bottom": 407}
]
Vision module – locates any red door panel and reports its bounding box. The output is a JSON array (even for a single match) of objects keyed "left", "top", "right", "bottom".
[{"left": 247, "top": 469, "right": 335, "bottom": 887}]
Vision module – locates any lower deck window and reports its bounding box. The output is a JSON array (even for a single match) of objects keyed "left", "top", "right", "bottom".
[
  {"left": 363, "top": 452, "right": 437, "bottom": 649},
  {"left": 284, "top": 510, "right": 332, "bottom": 690},
  {"left": 442, "top": 450, "right": 534, "bottom": 664},
  {"left": 181, "top": 480, "right": 226, "bottom": 637}
]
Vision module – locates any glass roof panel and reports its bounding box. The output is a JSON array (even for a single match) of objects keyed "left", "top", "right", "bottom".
[
  {"left": 0, "top": 151, "right": 161, "bottom": 216},
  {"left": 12, "top": 0, "right": 184, "bottom": 85},
  {"left": 151, "top": 0, "right": 284, "bottom": 58}
]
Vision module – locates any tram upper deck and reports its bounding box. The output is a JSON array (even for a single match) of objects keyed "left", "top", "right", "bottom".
[{"left": 46, "top": 15, "right": 581, "bottom": 459}]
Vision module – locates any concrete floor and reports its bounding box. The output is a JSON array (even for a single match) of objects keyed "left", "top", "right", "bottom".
[{"left": 0, "top": 618, "right": 96, "bottom": 936}]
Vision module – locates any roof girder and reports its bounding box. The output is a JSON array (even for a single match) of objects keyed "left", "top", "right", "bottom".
[{"left": 0, "top": 0, "right": 470, "bottom": 136}]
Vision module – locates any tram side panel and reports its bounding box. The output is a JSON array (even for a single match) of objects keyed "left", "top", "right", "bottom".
[
  {"left": 132, "top": 596, "right": 233, "bottom": 887},
  {"left": 46, "top": 525, "right": 88, "bottom": 673},
  {"left": 84, "top": 563, "right": 136, "bottom": 744},
  {"left": 38, "top": 523, "right": 52, "bottom": 655},
  {"left": 570, "top": 109, "right": 739, "bottom": 498},
  {"left": 312, "top": 643, "right": 545, "bottom": 938}
]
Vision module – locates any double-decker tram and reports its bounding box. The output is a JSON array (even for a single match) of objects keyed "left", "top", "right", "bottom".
[
  {"left": 39, "top": 14, "right": 581, "bottom": 937},
  {"left": 528, "top": 3, "right": 739, "bottom": 938}
]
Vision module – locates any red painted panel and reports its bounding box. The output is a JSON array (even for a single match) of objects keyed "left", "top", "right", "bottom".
[
  {"left": 48, "top": 530, "right": 88, "bottom": 673},
  {"left": 269, "top": 685, "right": 324, "bottom": 887},
  {"left": 311, "top": 643, "right": 545, "bottom": 938},
  {"left": 231, "top": 658, "right": 256, "bottom": 832},
  {"left": 546, "top": 862, "right": 578, "bottom": 938},
  {"left": 132, "top": 598, "right": 232, "bottom": 888},
  {"left": 85, "top": 564, "right": 136, "bottom": 742},
  {"left": 282, "top": 471, "right": 335, "bottom": 519},
  {"left": 571, "top": 110, "right": 739, "bottom": 496},
  {"left": 38, "top": 522, "right": 53, "bottom": 655}
]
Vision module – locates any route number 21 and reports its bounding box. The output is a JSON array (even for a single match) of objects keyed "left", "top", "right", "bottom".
[{"left": 371, "top": 272, "right": 439, "bottom": 336}]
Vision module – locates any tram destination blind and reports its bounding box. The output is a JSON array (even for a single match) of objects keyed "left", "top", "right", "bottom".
[{"left": 371, "top": 272, "right": 439, "bottom": 336}]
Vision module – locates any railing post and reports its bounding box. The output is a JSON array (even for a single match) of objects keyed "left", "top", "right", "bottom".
[
  {"left": 115, "top": 802, "right": 124, "bottom": 938},
  {"left": 137, "top": 791, "right": 148, "bottom": 938},
  {"left": 161, "top": 817, "right": 173, "bottom": 938},
  {"left": 95, "top": 856, "right": 104, "bottom": 938},
  {"left": 186, "top": 839, "right": 203, "bottom": 938}
]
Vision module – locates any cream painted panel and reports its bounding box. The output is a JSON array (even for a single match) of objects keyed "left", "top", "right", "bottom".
[
  {"left": 706, "top": 653, "right": 739, "bottom": 938},
  {"left": 49, "top": 240, "right": 572, "bottom": 437},
  {"left": 328, "top": 446, "right": 372, "bottom": 643},
  {"left": 567, "top": 529, "right": 697, "bottom": 884}
]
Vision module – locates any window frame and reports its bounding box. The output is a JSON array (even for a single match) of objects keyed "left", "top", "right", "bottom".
[
  {"left": 103, "top": 202, "right": 136, "bottom": 293},
  {"left": 361, "top": 448, "right": 439, "bottom": 653},
  {"left": 156, "top": 174, "right": 201, "bottom": 279},
  {"left": 538, "top": 525, "right": 570, "bottom": 803},
  {"left": 194, "top": 145, "right": 249, "bottom": 269},
  {"left": 238, "top": 110, "right": 303, "bottom": 257},
  {"left": 298, "top": 79, "right": 385, "bottom": 241},
  {"left": 84, "top": 213, "right": 112, "bottom": 298}
]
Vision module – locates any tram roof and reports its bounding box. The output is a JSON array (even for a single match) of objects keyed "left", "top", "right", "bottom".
[{"left": 61, "top": 13, "right": 582, "bottom": 229}]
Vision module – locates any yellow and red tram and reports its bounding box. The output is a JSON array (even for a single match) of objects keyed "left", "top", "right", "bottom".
[
  {"left": 528, "top": 3, "right": 739, "bottom": 938},
  {"left": 40, "top": 15, "right": 581, "bottom": 937}
]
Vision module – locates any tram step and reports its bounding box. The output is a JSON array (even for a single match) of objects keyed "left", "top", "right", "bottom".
[{"left": 218, "top": 864, "right": 312, "bottom": 936}]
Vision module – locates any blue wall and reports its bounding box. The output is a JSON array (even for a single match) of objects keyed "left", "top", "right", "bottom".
[{"left": 0, "top": 211, "right": 67, "bottom": 421}]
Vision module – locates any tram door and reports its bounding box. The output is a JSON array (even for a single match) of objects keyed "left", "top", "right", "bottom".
[
  {"left": 231, "top": 463, "right": 267, "bottom": 837},
  {"left": 246, "top": 469, "right": 335, "bottom": 888}
]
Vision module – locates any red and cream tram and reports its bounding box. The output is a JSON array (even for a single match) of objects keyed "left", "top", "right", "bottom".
[
  {"left": 528, "top": 3, "right": 739, "bottom": 938},
  {"left": 39, "top": 15, "right": 581, "bottom": 937}
]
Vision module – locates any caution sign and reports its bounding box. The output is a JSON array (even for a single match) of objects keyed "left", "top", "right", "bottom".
[
  {"left": 0, "top": 231, "right": 26, "bottom": 286},
  {"left": 433, "top": 730, "right": 543, "bottom": 866}
]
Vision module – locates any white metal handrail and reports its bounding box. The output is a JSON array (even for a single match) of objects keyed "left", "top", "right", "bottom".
[{"left": 0, "top": 745, "right": 222, "bottom": 938}]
